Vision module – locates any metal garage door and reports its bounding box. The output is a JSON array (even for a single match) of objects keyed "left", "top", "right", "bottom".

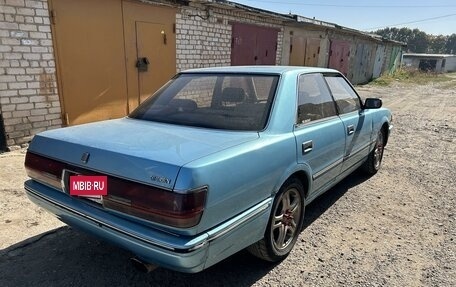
[
  {"left": 328, "top": 40, "right": 351, "bottom": 77},
  {"left": 50, "top": 0, "right": 176, "bottom": 125},
  {"left": 231, "top": 23, "right": 278, "bottom": 65},
  {"left": 122, "top": 1, "right": 176, "bottom": 112}
]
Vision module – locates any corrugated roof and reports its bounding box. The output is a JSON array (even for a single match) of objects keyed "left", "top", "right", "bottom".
[
  {"left": 403, "top": 53, "right": 456, "bottom": 58},
  {"left": 191, "top": 0, "right": 406, "bottom": 46}
]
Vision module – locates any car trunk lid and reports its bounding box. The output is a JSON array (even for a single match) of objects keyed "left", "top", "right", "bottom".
[{"left": 28, "top": 118, "right": 259, "bottom": 190}]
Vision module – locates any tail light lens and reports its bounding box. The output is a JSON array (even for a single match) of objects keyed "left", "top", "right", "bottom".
[
  {"left": 25, "top": 151, "right": 65, "bottom": 190},
  {"left": 103, "top": 183, "right": 207, "bottom": 228},
  {"left": 25, "top": 151, "right": 206, "bottom": 228}
]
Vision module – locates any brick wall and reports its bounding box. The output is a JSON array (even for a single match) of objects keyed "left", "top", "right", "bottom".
[
  {"left": 176, "top": 3, "right": 284, "bottom": 72},
  {"left": 0, "top": 0, "right": 61, "bottom": 150}
]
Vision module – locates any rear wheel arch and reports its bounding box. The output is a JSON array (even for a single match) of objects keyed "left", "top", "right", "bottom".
[
  {"left": 289, "top": 171, "right": 310, "bottom": 199},
  {"left": 273, "top": 165, "right": 311, "bottom": 199}
]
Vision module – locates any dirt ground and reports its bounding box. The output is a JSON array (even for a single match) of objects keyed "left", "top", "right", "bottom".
[{"left": 0, "top": 77, "right": 455, "bottom": 286}]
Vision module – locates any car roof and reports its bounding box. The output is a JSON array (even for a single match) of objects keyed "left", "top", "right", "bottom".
[{"left": 181, "top": 66, "right": 340, "bottom": 75}]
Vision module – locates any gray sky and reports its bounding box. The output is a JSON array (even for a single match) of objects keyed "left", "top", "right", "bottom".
[{"left": 230, "top": 0, "right": 456, "bottom": 35}]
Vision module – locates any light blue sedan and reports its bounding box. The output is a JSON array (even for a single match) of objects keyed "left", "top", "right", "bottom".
[{"left": 24, "top": 66, "right": 392, "bottom": 273}]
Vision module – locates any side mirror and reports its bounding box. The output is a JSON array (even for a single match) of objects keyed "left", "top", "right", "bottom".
[{"left": 364, "top": 98, "right": 382, "bottom": 109}]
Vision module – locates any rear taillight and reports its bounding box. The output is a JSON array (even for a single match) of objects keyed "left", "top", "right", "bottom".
[
  {"left": 25, "top": 151, "right": 207, "bottom": 228},
  {"left": 25, "top": 151, "right": 65, "bottom": 190},
  {"left": 103, "top": 181, "right": 207, "bottom": 228}
]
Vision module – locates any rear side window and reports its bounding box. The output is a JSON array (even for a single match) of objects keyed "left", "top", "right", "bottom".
[
  {"left": 297, "top": 73, "right": 337, "bottom": 124},
  {"left": 324, "top": 75, "right": 361, "bottom": 114}
]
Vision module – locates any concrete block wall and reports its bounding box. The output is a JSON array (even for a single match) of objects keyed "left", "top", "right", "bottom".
[
  {"left": 176, "top": 3, "right": 283, "bottom": 72},
  {"left": 0, "top": 0, "right": 61, "bottom": 150}
]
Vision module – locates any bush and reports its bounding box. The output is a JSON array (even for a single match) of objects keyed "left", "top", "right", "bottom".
[{"left": 370, "top": 68, "right": 455, "bottom": 86}]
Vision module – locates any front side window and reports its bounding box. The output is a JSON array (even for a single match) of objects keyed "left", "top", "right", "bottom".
[
  {"left": 297, "top": 73, "right": 337, "bottom": 124},
  {"left": 129, "top": 73, "right": 279, "bottom": 131},
  {"left": 324, "top": 75, "right": 361, "bottom": 114}
]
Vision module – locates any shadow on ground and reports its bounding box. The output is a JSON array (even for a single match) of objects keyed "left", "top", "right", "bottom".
[
  {"left": 303, "top": 170, "right": 370, "bottom": 230},
  {"left": 0, "top": 172, "right": 369, "bottom": 286}
]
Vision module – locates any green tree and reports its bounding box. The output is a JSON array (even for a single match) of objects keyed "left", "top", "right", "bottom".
[
  {"left": 445, "top": 34, "right": 456, "bottom": 54},
  {"left": 408, "top": 29, "right": 428, "bottom": 53},
  {"left": 374, "top": 28, "right": 456, "bottom": 54},
  {"left": 429, "top": 35, "right": 447, "bottom": 53},
  {"left": 373, "top": 27, "right": 431, "bottom": 53}
]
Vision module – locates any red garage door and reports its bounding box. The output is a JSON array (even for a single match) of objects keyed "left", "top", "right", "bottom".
[
  {"left": 328, "top": 40, "right": 351, "bottom": 77},
  {"left": 231, "top": 23, "right": 279, "bottom": 66}
]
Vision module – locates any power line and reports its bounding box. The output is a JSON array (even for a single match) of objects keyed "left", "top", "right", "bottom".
[
  {"left": 365, "top": 13, "right": 456, "bottom": 30},
  {"left": 234, "top": 0, "right": 456, "bottom": 8}
]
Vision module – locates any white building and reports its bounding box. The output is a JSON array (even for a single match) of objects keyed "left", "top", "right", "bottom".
[{"left": 402, "top": 53, "right": 456, "bottom": 73}]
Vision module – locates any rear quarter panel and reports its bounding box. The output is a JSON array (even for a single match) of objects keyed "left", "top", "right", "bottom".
[{"left": 175, "top": 133, "right": 297, "bottom": 234}]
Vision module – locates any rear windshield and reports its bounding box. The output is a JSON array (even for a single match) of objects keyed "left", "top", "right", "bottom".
[{"left": 129, "top": 73, "right": 279, "bottom": 131}]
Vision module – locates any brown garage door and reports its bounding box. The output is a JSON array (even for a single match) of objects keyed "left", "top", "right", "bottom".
[
  {"left": 304, "top": 38, "right": 320, "bottom": 67},
  {"left": 50, "top": 0, "right": 176, "bottom": 125},
  {"left": 289, "top": 36, "right": 321, "bottom": 67},
  {"left": 289, "top": 35, "right": 306, "bottom": 66},
  {"left": 51, "top": 0, "right": 128, "bottom": 125},
  {"left": 122, "top": 1, "right": 176, "bottom": 112}
]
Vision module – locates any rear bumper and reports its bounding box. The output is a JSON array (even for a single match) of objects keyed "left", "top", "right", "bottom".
[
  {"left": 25, "top": 180, "right": 209, "bottom": 273},
  {"left": 24, "top": 180, "right": 272, "bottom": 273}
]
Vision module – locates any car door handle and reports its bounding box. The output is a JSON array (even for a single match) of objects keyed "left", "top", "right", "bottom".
[
  {"left": 347, "top": 125, "right": 355, "bottom": 135},
  {"left": 302, "top": 140, "right": 313, "bottom": 154}
]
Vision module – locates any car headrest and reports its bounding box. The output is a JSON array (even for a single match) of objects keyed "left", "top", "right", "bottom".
[
  {"left": 221, "top": 87, "right": 246, "bottom": 103},
  {"left": 169, "top": 99, "right": 197, "bottom": 111}
]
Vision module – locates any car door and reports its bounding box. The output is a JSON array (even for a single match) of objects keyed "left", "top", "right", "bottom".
[
  {"left": 324, "top": 74, "right": 373, "bottom": 174},
  {"left": 293, "top": 73, "right": 346, "bottom": 196}
]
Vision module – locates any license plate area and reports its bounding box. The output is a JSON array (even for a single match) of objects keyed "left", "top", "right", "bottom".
[{"left": 61, "top": 169, "right": 107, "bottom": 205}]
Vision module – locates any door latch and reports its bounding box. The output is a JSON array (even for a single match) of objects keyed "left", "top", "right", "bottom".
[
  {"left": 302, "top": 140, "right": 313, "bottom": 154},
  {"left": 347, "top": 125, "right": 355, "bottom": 135},
  {"left": 136, "top": 57, "right": 150, "bottom": 72},
  {"left": 161, "top": 30, "right": 167, "bottom": 45}
]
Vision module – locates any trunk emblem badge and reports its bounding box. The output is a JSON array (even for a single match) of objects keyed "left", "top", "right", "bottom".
[
  {"left": 81, "top": 152, "right": 90, "bottom": 164},
  {"left": 151, "top": 175, "right": 171, "bottom": 185}
]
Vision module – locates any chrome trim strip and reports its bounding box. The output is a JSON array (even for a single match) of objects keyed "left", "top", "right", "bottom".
[
  {"left": 345, "top": 141, "right": 372, "bottom": 160},
  {"left": 294, "top": 115, "right": 340, "bottom": 129},
  {"left": 312, "top": 158, "right": 343, "bottom": 180},
  {"left": 206, "top": 198, "right": 272, "bottom": 242},
  {"left": 172, "top": 185, "right": 209, "bottom": 195},
  {"left": 340, "top": 154, "right": 368, "bottom": 175}
]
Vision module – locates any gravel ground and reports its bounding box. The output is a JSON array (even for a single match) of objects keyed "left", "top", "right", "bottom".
[{"left": 0, "top": 77, "right": 455, "bottom": 286}]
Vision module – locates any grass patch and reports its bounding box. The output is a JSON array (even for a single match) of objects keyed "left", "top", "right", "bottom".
[{"left": 371, "top": 68, "right": 456, "bottom": 87}]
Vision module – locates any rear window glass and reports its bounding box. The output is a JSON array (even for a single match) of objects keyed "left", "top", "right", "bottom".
[{"left": 129, "top": 73, "right": 279, "bottom": 131}]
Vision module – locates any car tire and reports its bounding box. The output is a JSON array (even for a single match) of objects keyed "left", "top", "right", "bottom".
[
  {"left": 247, "top": 177, "right": 305, "bottom": 262},
  {"left": 362, "top": 129, "right": 385, "bottom": 175}
]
